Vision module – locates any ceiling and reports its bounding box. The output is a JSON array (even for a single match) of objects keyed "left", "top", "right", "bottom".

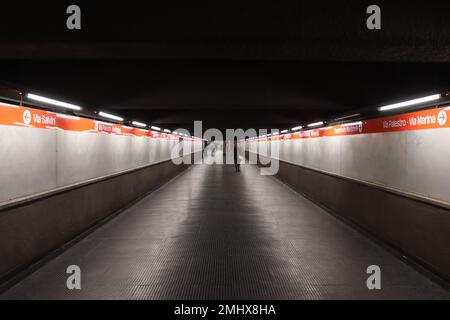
[{"left": 1, "top": 2, "right": 450, "bottom": 133}]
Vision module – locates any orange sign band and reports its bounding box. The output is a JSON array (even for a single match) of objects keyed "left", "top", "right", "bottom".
[{"left": 0, "top": 103, "right": 203, "bottom": 143}]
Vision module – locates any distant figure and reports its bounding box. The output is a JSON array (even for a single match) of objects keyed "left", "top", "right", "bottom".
[
  {"left": 233, "top": 137, "right": 240, "bottom": 172},
  {"left": 210, "top": 137, "right": 216, "bottom": 157}
]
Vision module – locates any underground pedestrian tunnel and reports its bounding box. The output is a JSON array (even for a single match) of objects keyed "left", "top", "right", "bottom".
[{"left": 1, "top": 61, "right": 450, "bottom": 300}]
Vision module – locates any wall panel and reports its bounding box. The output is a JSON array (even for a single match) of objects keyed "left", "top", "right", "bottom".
[
  {"left": 0, "top": 103, "right": 199, "bottom": 205},
  {"left": 0, "top": 126, "right": 57, "bottom": 203},
  {"left": 271, "top": 128, "right": 450, "bottom": 205}
]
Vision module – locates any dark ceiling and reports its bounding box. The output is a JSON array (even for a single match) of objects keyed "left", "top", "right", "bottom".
[{"left": 2, "top": 2, "right": 450, "bottom": 132}]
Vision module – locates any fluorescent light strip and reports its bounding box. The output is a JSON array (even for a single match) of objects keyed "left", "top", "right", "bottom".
[
  {"left": 163, "top": 129, "right": 171, "bottom": 133},
  {"left": 378, "top": 94, "right": 441, "bottom": 112},
  {"left": 27, "top": 93, "right": 82, "bottom": 111},
  {"left": 132, "top": 121, "right": 147, "bottom": 128},
  {"left": 151, "top": 126, "right": 161, "bottom": 131},
  {"left": 307, "top": 121, "right": 324, "bottom": 128},
  {"left": 291, "top": 126, "right": 303, "bottom": 131},
  {"left": 280, "top": 130, "right": 288, "bottom": 134},
  {"left": 341, "top": 121, "right": 362, "bottom": 127},
  {"left": 335, "top": 113, "right": 361, "bottom": 121},
  {"left": 98, "top": 111, "right": 124, "bottom": 122}
]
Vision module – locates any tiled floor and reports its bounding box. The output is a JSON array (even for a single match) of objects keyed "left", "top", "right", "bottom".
[{"left": 1, "top": 163, "right": 449, "bottom": 299}]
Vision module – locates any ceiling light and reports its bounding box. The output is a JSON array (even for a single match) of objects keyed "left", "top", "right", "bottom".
[
  {"left": 378, "top": 94, "right": 441, "bottom": 112},
  {"left": 341, "top": 121, "right": 363, "bottom": 127},
  {"left": 291, "top": 126, "right": 303, "bottom": 131},
  {"left": 27, "top": 93, "right": 82, "bottom": 111},
  {"left": 307, "top": 121, "right": 324, "bottom": 128},
  {"left": 132, "top": 121, "right": 147, "bottom": 128},
  {"left": 98, "top": 111, "right": 124, "bottom": 122}
]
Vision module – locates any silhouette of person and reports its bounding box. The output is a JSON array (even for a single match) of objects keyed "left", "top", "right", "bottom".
[
  {"left": 234, "top": 137, "right": 240, "bottom": 172},
  {"left": 210, "top": 136, "right": 216, "bottom": 157}
]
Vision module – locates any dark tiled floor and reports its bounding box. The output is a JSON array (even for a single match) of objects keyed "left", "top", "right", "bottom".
[{"left": 1, "top": 163, "right": 449, "bottom": 300}]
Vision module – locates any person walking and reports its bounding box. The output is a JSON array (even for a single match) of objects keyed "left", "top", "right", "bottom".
[{"left": 233, "top": 137, "right": 241, "bottom": 172}]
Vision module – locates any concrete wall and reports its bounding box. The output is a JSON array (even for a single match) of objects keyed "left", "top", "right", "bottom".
[
  {"left": 253, "top": 128, "right": 450, "bottom": 205},
  {"left": 0, "top": 125, "right": 196, "bottom": 204},
  {"left": 0, "top": 126, "right": 58, "bottom": 205}
]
